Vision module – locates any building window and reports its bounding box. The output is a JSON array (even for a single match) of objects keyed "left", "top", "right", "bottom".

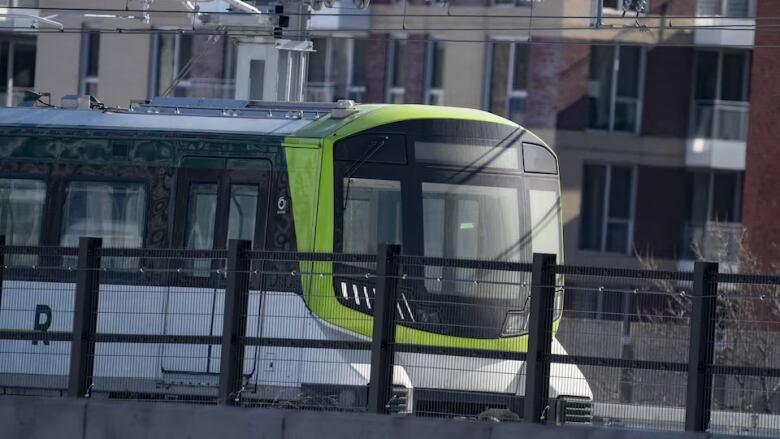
[
  {"left": 601, "top": 0, "right": 650, "bottom": 14},
  {"left": 424, "top": 37, "right": 445, "bottom": 105},
  {"left": 691, "top": 50, "right": 750, "bottom": 141},
  {"left": 386, "top": 38, "right": 407, "bottom": 104},
  {"left": 682, "top": 170, "right": 743, "bottom": 260},
  {"left": 153, "top": 33, "right": 237, "bottom": 99},
  {"left": 697, "top": 0, "right": 753, "bottom": 18},
  {"left": 486, "top": 40, "right": 528, "bottom": 124},
  {"left": 0, "top": 36, "right": 36, "bottom": 107},
  {"left": 588, "top": 45, "right": 644, "bottom": 134},
  {"left": 579, "top": 164, "right": 637, "bottom": 254},
  {"left": 306, "top": 37, "right": 367, "bottom": 102},
  {"left": 79, "top": 31, "right": 100, "bottom": 96}
]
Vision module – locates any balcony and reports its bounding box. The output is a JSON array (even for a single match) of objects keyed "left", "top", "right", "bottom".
[
  {"left": 679, "top": 222, "right": 742, "bottom": 267},
  {"left": 695, "top": 0, "right": 755, "bottom": 46},
  {"left": 686, "top": 101, "right": 749, "bottom": 170}
]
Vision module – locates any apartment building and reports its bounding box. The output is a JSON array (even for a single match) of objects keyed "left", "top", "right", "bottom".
[
  {"left": 307, "top": 0, "right": 757, "bottom": 275},
  {"left": 299, "top": 0, "right": 763, "bottom": 317},
  {"left": 1, "top": 1, "right": 772, "bottom": 280}
]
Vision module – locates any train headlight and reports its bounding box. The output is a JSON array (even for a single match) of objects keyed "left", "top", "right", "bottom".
[{"left": 501, "top": 311, "right": 528, "bottom": 336}]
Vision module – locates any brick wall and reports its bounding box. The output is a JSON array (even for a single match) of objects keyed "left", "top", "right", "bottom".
[
  {"left": 526, "top": 40, "right": 559, "bottom": 131},
  {"left": 365, "top": 34, "right": 388, "bottom": 103},
  {"left": 641, "top": 47, "right": 693, "bottom": 138},
  {"left": 555, "top": 40, "right": 590, "bottom": 131},
  {"left": 743, "top": 0, "right": 780, "bottom": 267},
  {"left": 404, "top": 35, "right": 426, "bottom": 104}
]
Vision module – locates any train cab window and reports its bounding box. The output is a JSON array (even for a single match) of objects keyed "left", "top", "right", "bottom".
[
  {"left": 522, "top": 143, "right": 558, "bottom": 174},
  {"left": 342, "top": 178, "right": 402, "bottom": 254},
  {"left": 422, "top": 183, "right": 521, "bottom": 261},
  {"left": 0, "top": 178, "right": 46, "bottom": 246}
]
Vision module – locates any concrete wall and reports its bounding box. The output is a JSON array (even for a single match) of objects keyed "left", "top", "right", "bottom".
[{"left": 0, "top": 396, "right": 761, "bottom": 439}]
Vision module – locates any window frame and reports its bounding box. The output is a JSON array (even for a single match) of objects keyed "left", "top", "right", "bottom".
[
  {"left": 149, "top": 30, "right": 237, "bottom": 99},
  {"left": 78, "top": 29, "right": 100, "bottom": 96},
  {"left": 689, "top": 49, "right": 751, "bottom": 141},
  {"left": 0, "top": 175, "right": 48, "bottom": 247},
  {"left": 587, "top": 44, "right": 646, "bottom": 135},
  {"left": 600, "top": 0, "right": 651, "bottom": 16},
  {"left": 483, "top": 37, "right": 529, "bottom": 125},
  {"left": 58, "top": 177, "right": 150, "bottom": 249},
  {"left": 306, "top": 36, "right": 368, "bottom": 103},
  {"left": 172, "top": 164, "right": 272, "bottom": 253},
  {"left": 579, "top": 163, "right": 638, "bottom": 255},
  {"left": 385, "top": 36, "right": 408, "bottom": 104},
  {"left": 424, "top": 35, "right": 445, "bottom": 106}
]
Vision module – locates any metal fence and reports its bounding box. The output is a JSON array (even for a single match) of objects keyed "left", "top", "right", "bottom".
[{"left": 1, "top": 236, "right": 780, "bottom": 436}]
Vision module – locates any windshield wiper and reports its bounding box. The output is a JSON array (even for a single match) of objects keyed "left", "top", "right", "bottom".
[{"left": 342, "top": 136, "right": 388, "bottom": 209}]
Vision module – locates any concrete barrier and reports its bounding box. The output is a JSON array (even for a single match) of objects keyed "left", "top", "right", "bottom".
[{"left": 0, "top": 396, "right": 764, "bottom": 439}]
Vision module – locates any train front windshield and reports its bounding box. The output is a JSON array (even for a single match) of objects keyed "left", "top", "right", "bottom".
[{"left": 335, "top": 119, "right": 561, "bottom": 339}]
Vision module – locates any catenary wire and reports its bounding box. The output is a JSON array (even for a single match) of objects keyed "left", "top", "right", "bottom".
[
  {"left": 3, "top": 26, "right": 780, "bottom": 49},
  {"left": 3, "top": 4, "right": 780, "bottom": 20}
]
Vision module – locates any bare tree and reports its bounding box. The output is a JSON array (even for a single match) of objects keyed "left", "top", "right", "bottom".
[{"left": 635, "top": 225, "right": 780, "bottom": 413}]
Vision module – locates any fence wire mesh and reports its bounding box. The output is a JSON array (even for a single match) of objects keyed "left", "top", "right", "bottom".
[
  {"left": 4, "top": 240, "right": 780, "bottom": 436},
  {"left": 553, "top": 266, "right": 694, "bottom": 431},
  {"left": 391, "top": 256, "right": 531, "bottom": 420},
  {"left": 0, "top": 246, "right": 76, "bottom": 396},
  {"left": 707, "top": 274, "right": 780, "bottom": 436},
  {"left": 240, "top": 251, "right": 375, "bottom": 411},
  {"left": 88, "top": 249, "right": 228, "bottom": 403}
]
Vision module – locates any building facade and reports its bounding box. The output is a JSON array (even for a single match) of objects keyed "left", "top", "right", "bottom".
[{"left": 0, "top": 0, "right": 771, "bottom": 283}]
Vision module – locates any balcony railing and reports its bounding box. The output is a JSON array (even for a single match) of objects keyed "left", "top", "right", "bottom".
[
  {"left": 691, "top": 100, "right": 750, "bottom": 142},
  {"left": 681, "top": 221, "right": 742, "bottom": 262},
  {"left": 697, "top": 0, "right": 753, "bottom": 18}
]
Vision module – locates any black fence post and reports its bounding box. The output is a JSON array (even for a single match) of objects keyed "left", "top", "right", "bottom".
[
  {"left": 368, "top": 243, "right": 401, "bottom": 414},
  {"left": 68, "top": 237, "right": 102, "bottom": 398},
  {"left": 524, "top": 253, "right": 557, "bottom": 423},
  {"left": 218, "top": 239, "right": 252, "bottom": 405},
  {"left": 685, "top": 261, "right": 719, "bottom": 432}
]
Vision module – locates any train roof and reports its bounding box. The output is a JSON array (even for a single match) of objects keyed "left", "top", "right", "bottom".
[{"left": 0, "top": 97, "right": 516, "bottom": 139}]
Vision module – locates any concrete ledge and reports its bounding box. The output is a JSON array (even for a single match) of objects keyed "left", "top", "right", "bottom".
[{"left": 0, "top": 396, "right": 764, "bottom": 439}]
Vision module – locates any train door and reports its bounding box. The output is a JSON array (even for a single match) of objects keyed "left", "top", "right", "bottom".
[{"left": 161, "top": 157, "right": 271, "bottom": 380}]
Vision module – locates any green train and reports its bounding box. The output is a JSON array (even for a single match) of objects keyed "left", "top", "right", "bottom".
[{"left": 0, "top": 97, "right": 591, "bottom": 419}]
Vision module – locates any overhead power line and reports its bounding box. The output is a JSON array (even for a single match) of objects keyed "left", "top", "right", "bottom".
[
  {"left": 2, "top": 4, "right": 780, "bottom": 21},
  {"left": 3, "top": 26, "right": 780, "bottom": 49}
]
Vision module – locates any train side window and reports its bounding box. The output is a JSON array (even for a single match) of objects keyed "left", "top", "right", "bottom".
[
  {"left": 0, "top": 178, "right": 46, "bottom": 247},
  {"left": 60, "top": 181, "right": 147, "bottom": 251},
  {"left": 227, "top": 185, "right": 259, "bottom": 242},
  {"left": 342, "top": 178, "right": 402, "bottom": 254},
  {"left": 185, "top": 183, "right": 218, "bottom": 251}
]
